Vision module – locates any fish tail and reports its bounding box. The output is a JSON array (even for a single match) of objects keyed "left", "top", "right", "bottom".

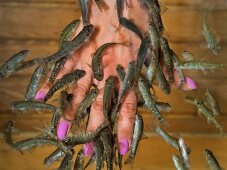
[{"left": 124, "top": 155, "right": 134, "bottom": 166}]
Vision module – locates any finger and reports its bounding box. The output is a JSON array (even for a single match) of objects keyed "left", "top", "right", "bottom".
[
  {"left": 117, "top": 90, "right": 137, "bottom": 155},
  {"left": 35, "top": 57, "right": 75, "bottom": 100},
  {"left": 57, "top": 117, "right": 72, "bottom": 140}
]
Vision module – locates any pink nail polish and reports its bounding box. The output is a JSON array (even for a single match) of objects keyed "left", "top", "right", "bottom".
[
  {"left": 186, "top": 77, "right": 197, "bottom": 90},
  {"left": 83, "top": 143, "right": 94, "bottom": 157},
  {"left": 35, "top": 90, "right": 46, "bottom": 101},
  {"left": 57, "top": 120, "right": 70, "bottom": 140},
  {"left": 118, "top": 139, "right": 129, "bottom": 155}
]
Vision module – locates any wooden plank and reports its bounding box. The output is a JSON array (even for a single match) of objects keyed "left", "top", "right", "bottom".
[
  {"left": 0, "top": 136, "right": 227, "bottom": 170},
  {"left": 0, "top": 2, "right": 227, "bottom": 42}
]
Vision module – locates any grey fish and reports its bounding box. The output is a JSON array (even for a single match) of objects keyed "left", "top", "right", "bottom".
[
  {"left": 172, "top": 154, "right": 187, "bottom": 170},
  {"left": 0, "top": 50, "right": 29, "bottom": 79},
  {"left": 119, "top": 17, "right": 143, "bottom": 40},
  {"left": 44, "top": 148, "right": 65, "bottom": 166},
  {"left": 44, "top": 69, "right": 86, "bottom": 102},
  {"left": 143, "top": 0, "right": 164, "bottom": 34},
  {"left": 25, "top": 66, "right": 43, "bottom": 101},
  {"left": 10, "top": 101, "right": 57, "bottom": 113},
  {"left": 100, "top": 128, "right": 113, "bottom": 170},
  {"left": 155, "top": 127, "right": 179, "bottom": 151},
  {"left": 63, "top": 122, "right": 109, "bottom": 147},
  {"left": 135, "top": 36, "right": 151, "bottom": 79},
  {"left": 156, "top": 101, "right": 172, "bottom": 112},
  {"left": 146, "top": 50, "right": 159, "bottom": 84},
  {"left": 58, "top": 152, "right": 73, "bottom": 170},
  {"left": 156, "top": 62, "right": 171, "bottom": 95},
  {"left": 138, "top": 75, "right": 164, "bottom": 122},
  {"left": 73, "top": 149, "right": 84, "bottom": 170},
  {"left": 192, "top": 98, "right": 223, "bottom": 133},
  {"left": 125, "top": 114, "right": 144, "bottom": 165},
  {"left": 50, "top": 110, "right": 61, "bottom": 135},
  {"left": 94, "top": 139, "right": 104, "bottom": 170},
  {"left": 95, "top": 0, "right": 108, "bottom": 12},
  {"left": 44, "top": 24, "right": 95, "bottom": 63},
  {"left": 204, "top": 149, "right": 222, "bottom": 170},
  {"left": 175, "top": 61, "right": 224, "bottom": 70},
  {"left": 171, "top": 50, "right": 186, "bottom": 83},
  {"left": 79, "top": 0, "right": 90, "bottom": 26},
  {"left": 76, "top": 88, "right": 98, "bottom": 121},
  {"left": 92, "top": 42, "right": 122, "bottom": 81},
  {"left": 116, "top": 64, "right": 125, "bottom": 82},
  {"left": 205, "top": 89, "right": 221, "bottom": 116},
  {"left": 3, "top": 121, "right": 14, "bottom": 145},
  {"left": 160, "top": 37, "right": 174, "bottom": 82},
  {"left": 178, "top": 138, "right": 190, "bottom": 170},
  {"left": 117, "top": 0, "right": 128, "bottom": 20},
  {"left": 59, "top": 19, "right": 81, "bottom": 50},
  {"left": 15, "top": 57, "right": 45, "bottom": 72},
  {"left": 103, "top": 76, "right": 116, "bottom": 119},
  {"left": 202, "top": 13, "right": 220, "bottom": 56},
  {"left": 48, "top": 58, "right": 67, "bottom": 85}
]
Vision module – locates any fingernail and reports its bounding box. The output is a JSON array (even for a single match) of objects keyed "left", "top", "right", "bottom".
[
  {"left": 118, "top": 138, "right": 129, "bottom": 155},
  {"left": 83, "top": 143, "right": 94, "bottom": 157},
  {"left": 35, "top": 90, "right": 46, "bottom": 101},
  {"left": 186, "top": 77, "right": 197, "bottom": 90},
  {"left": 57, "top": 119, "right": 70, "bottom": 140}
]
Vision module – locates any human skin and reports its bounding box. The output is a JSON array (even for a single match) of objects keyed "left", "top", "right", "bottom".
[{"left": 36, "top": 0, "right": 196, "bottom": 156}]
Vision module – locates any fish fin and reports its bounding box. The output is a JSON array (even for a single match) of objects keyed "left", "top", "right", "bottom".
[
  {"left": 141, "top": 133, "right": 148, "bottom": 140},
  {"left": 160, "top": 4, "right": 168, "bottom": 15},
  {"left": 207, "top": 118, "right": 211, "bottom": 124},
  {"left": 198, "top": 109, "right": 202, "bottom": 117},
  {"left": 124, "top": 156, "right": 134, "bottom": 167},
  {"left": 86, "top": 63, "right": 92, "bottom": 68},
  {"left": 12, "top": 128, "right": 21, "bottom": 135}
]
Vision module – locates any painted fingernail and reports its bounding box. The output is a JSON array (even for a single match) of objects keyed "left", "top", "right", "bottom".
[
  {"left": 186, "top": 77, "right": 197, "bottom": 90},
  {"left": 57, "top": 119, "right": 70, "bottom": 140},
  {"left": 35, "top": 90, "right": 46, "bottom": 101},
  {"left": 118, "top": 138, "right": 129, "bottom": 155},
  {"left": 83, "top": 143, "right": 94, "bottom": 156}
]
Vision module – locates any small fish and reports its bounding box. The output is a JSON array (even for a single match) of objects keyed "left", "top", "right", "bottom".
[
  {"left": 76, "top": 88, "right": 98, "bottom": 121},
  {"left": 156, "top": 62, "right": 171, "bottom": 95},
  {"left": 95, "top": 0, "right": 108, "bottom": 12},
  {"left": 63, "top": 122, "right": 109, "bottom": 147},
  {"left": 204, "top": 149, "right": 222, "bottom": 170},
  {"left": 59, "top": 19, "right": 81, "bottom": 50},
  {"left": 146, "top": 50, "right": 159, "bottom": 84},
  {"left": 135, "top": 36, "right": 151, "bottom": 79},
  {"left": 10, "top": 101, "right": 57, "bottom": 113},
  {"left": 73, "top": 149, "right": 84, "bottom": 170},
  {"left": 178, "top": 138, "right": 190, "bottom": 170},
  {"left": 116, "top": 64, "right": 125, "bottom": 82},
  {"left": 94, "top": 139, "right": 104, "bottom": 170},
  {"left": 79, "top": 0, "right": 90, "bottom": 26},
  {"left": 44, "top": 148, "right": 65, "bottom": 166},
  {"left": 117, "top": 0, "right": 128, "bottom": 20},
  {"left": 125, "top": 114, "right": 144, "bottom": 166},
  {"left": 160, "top": 37, "right": 174, "bottom": 82},
  {"left": 119, "top": 17, "right": 143, "bottom": 40},
  {"left": 155, "top": 127, "right": 179, "bottom": 151},
  {"left": 138, "top": 75, "right": 164, "bottom": 122},
  {"left": 172, "top": 154, "right": 187, "bottom": 170},
  {"left": 0, "top": 50, "right": 29, "bottom": 79},
  {"left": 92, "top": 42, "right": 122, "bottom": 81},
  {"left": 58, "top": 152, "right": 73, "bottom": 170},
  {"left": 148, "top": 22, "right": 160, "bottom": 52},
  {"left": 15, "top": 57, "right": 45, "bottom": 72},
  {"left": 175, "top": 61, "right": 224, "bottom": 70},
  {"left": 48, "top": 58, "right": 67, "bottom": 85},
  {"left": 192, "top": 98, "right": 223, "bottom": 133},
  {"left": 156, "top": 101, "right": 172, "bottom": 112},
  {"left": 100, "top": 128, "right": 113, "bottom": 170},
  {"left": 171, "top": 50, "right": 186, "bottom": 83},
  {"left": 44, "top": 24, "right": 95, "bottom": 63},
  {"left": 205, "top": 89, "right": 221, "bottom": 116},
  {"left": 143, "top": 0, "right": 164, "bottom": 34},
  {"left": 25, "top": 66, "right": 43, "bottom": 101},
  {"left": 3, "top": 121, "right": 14, "bottom": 145},
  {"left": 44, "top": 69, "right": 86, "bottom": 102},
  {"left": 202, "top": 13, "right": 220, "bottom": 56},
  {"left": 50, "top": 110, "right": 61, "bottom": 135},
  {"left": 103, "top": 76, "right": 116, "bottom": 119}
]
